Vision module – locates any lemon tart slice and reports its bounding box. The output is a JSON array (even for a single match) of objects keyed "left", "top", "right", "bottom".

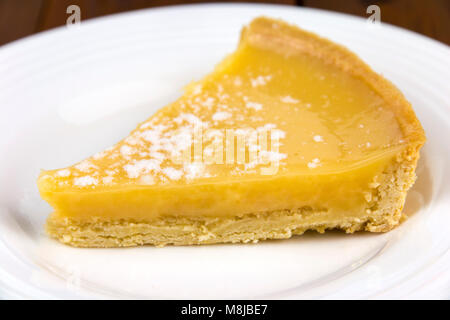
[{"left": 38, "top": 17, "right": 425, "bottom": 247}]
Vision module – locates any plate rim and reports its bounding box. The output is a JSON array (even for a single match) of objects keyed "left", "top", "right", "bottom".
[{"left": 0, "top": 3, "right": 449, "bottom": 300}]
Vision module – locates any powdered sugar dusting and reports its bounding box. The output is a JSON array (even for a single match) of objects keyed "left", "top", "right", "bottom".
[
  {"left": 184, "top": 162, "right": 206, "bottom": 180},
  {"left": 280, "top": 95, "right": 299, "bottom": 104},
  {"left": 307, "top": 158, "right": 321, "bottom": 169},
  {"left": 245, "top": 101, "right": 263, "bottom": 111},
  {"left": 162, "top": 167, "right": 183, "bottom": 181},
  {"left": 139, "top": 175, "right": 155, "bottom": 185},
  {"left": 120, "top": 145, "right": 134, "bottom": 156},
  {"left": 57, "top": 169, "right": 71, "bottom": 177},
  {"left": 74, "top": 176, "right": 98, "bottom": 186},
  {"left": 124, "top": 159, "right": 161, "bottom": 179},
  {"left": 313, "top": 135, "right": 323, "bottom": 142},
  {"left": 102, "top": 176, "right": 114, "bottom": 184},
  {"left": 50, "top": 68, "right": 293, "bottom": 187},
  {"left": 251, "top": 75, "right": 272, "bottom": 87},
  {"left": 212, "top": 111, "right": 231, "bottom": 121},
  {"left": 75, "top": 160, "right": 96, "bottom": 172}
]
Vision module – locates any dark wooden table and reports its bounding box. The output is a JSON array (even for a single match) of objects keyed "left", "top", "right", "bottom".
[{"left": 0, "top": 0, "right": 449, "bottom": 46}]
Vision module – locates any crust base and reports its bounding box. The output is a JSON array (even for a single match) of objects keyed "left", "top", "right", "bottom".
[{"left": 46, "top": 150, "right": 419, "bottom": 248}]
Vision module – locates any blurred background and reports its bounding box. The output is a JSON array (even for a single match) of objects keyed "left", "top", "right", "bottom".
[{"left": 0, "top": 0, "right": 448, "bottom": 46}]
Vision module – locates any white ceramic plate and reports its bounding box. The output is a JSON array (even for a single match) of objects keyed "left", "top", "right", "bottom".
[{"left": 0, "top": 3, "right": 449, "bottom": 299}]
